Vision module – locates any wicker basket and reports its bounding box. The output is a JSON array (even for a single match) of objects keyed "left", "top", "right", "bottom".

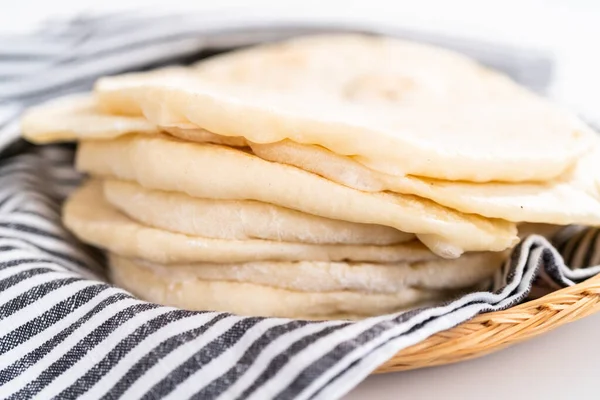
[{"left": 374, "top": 273, "right": 600, "bottom": 373}]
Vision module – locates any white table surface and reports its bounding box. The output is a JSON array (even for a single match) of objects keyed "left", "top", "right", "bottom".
[{"left": 2, "top": 1, "right": 599, "bottom": 399}]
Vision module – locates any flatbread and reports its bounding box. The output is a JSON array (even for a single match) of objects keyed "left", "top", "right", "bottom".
[
  {"left": 95, "top": 34, "right": 593, "bottom": 182},
  {"left": 109, "top": 254, "right": 456, "bottom": 319},
  {"left": 64, "top": 180, "right": 446, "bottom": 264},
  {"left": 103, "top": 179, "right": 413, "bottom": 245},
  {"left": 22, "top": 96, "right": 600, "bottom": 226},
  {"left": 75, "top": 135, "right": 518, "bottom": 257},
  {"left": 20, "top": 94, "right": 158, "bottom": 143},
  {"left": 117, "top": 252, "right": 504, "bottom": 294},
  {"left": 19, "top": 93, "right": 250, "bottom": 148},
  {"left": 249, "top": 139, "right": 600, "bottom": 225}
]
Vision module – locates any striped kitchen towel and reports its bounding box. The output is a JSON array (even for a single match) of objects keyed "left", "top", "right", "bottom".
[{"left": 0, "top": 13, "right": 599, "bottom": 400}]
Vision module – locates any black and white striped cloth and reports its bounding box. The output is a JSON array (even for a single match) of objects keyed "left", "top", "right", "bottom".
[{"left": 0, "top": 13, "right": 599, "bottom": 400}]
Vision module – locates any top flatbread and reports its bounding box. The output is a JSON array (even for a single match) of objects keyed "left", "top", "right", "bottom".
[
  {"left": 20, "top": 93, "right": 249, "bottom": 148},
  {"left": 22, "top": 96, "right": 600, "bottom": 226},
  {"left": 94, "top": 34, "right": 593, "bottom": 182}
]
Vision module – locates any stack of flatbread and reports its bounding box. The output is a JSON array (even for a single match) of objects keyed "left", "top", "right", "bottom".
[{"left": 21, "top": 35, "right": 600, "bottom": 319}]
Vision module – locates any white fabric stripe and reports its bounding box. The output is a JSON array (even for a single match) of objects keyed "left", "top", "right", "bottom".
[
  {"left": 0, "top": 174, "right": 73, "bottom": 190},
  {"left": 0, "top": 237, "right": 103, "bottom": 279},
  {"left": 0, "top": 215, "right": 73, "bottom": 239},
  {"left": 0, "top": 238, "right": 59, "bottom": 256},
  {"left": 64, "top": 18, "right": 208, "bottom": 57},
  {"left": 0, "top": 37, "right": 207, "bottom": 98},
  {"left": 0, "top": 194, "right": 38, "bottom": 214},
  {"left": 0, "top": 183, "right": 65, "bottom": 205},
  {"left": 84, "top": 311, "right": 217, "bottom": 399},
  {"left": 0, "top": 261, "right": 57, "bottom": 281},
  {"left": 0, "top": 234, "right": 93, "bottom": 277},
  {"left": 39, "top": 12, "right": 176, "bottom": 38},
  {"left": 73, "top": 15, "right": 296, "bottom": 55},
  {"left": 0, "top": 278, "right": 100, "bottom": 335},
  {"left": 9, "top": 202, "right": 61, "bottom": 219},
  {"left": 0, "top": 239, "right": 92, "bottom": 271},
  {"left": 0, "top": 212, "right": 77, "bottom": 236},
  {"left": 0, "top": 241, "right": 99, "bottom": 280},
  {"left": 0, "top": 270, "right": 81, "bottom": 306},
  {"left": 163, "top": 318, "right": 294, "bottom": 400},
  {"left": 13, "top": 190, "right": 67, "bottom": 208},
  {"left": 0, "top": 297, "right": 142, "bottom": 398},
  {"left": 11, "top": 210, "right": 64, "bottom": 227},
  {"left": 308, "top": 308, "right": 485, "bottom": 400},
  {"left": 567, "top": 262, "right": 600, "bottom": 281},
  {"left": 0, "top": 228, "right": 91, "bottom": 260},
  {"left": 0, "top": 39, "right": 71, "bottom": 56},
  {"left": 0, "top": 60, "right": 58, "bottom": 77},
  {"left": 0, "top": 285, "right": 117, "bottom": 367},
  {"left": 0, "top": 247, "right": 57, "bottom": 263},
  {"left": 0, "top": 257, "right": 73, "bottom": 279},
  {"left": 0, "top": 104, "right": 21, "bottom": 125},
  {"left": 119, "top": 315, "right": 239, "bottom": 399},
  {"left": 302, "top": 306, "right": 491, "bottom": 400},
  {"left": 35, "top": 306, "right": 173, "bottom": 400},
  {"left": 245, "top": 318, "right": 388, "bottom": 400},
  {"left": 219, "top": 320, "right": 349, "bottom": 400},
  {"left": 26, "top": 14, "right": 237, "bottom": 61}
]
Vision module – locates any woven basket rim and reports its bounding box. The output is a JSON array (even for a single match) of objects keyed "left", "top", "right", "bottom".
[{"left": 375, "top": 272, "right": 600, "bottom": 373}]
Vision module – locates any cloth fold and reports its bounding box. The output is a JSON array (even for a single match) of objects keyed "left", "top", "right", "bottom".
[{"left": 0, "top": 13, "right": 597, "bottom": 400}]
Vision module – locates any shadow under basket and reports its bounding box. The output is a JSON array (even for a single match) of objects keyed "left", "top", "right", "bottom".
[{"left": 374, "top": 273, "right": 600, "bottom": 373}]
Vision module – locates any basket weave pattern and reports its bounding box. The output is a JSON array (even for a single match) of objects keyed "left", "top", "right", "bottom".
[{"left": 375, "top": 274, "right": 600, "bottom": 373}]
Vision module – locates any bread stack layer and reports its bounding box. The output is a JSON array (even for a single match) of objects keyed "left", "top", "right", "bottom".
[{"left": 22, "top": 35, "right": 600, "bottom": 319}]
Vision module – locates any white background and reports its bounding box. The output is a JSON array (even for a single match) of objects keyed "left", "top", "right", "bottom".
[
  {"left": 2, "top": 1, "right": 600, "bottom": 398},
  {"left": 3, "top": 0, "right": 600, "bottom": 124}
]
